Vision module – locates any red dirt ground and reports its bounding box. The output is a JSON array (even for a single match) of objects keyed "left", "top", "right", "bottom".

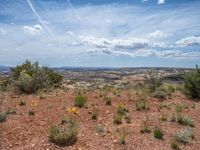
[{"left": 0, "top": 89, "right": 200, "bottom": 150}]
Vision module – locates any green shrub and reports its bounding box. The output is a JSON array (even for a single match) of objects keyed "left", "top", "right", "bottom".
[
  {"left": 49, "top": 122, "right": 78, "bottom": 146},
  {"left": 74, "top": 95, "right": 87, "bottom": 108},
  {"left": 10, "top": 60, "right": 62, "bottom": 94},
  {"left": 0, "top": 112, "right": 7, "bottom": 123},
  {"left": 153, "top": 127, "right": 164, "bottom": 139},
  {"left": 184, "top": 66, "right": 200, "bottom": 99},
  {"left": 177, "top": 115, "right": 194, "bottom": 127},
  {"left": 166, "top": 85, "right": 176, "bottom": 95},
  {"left": 152, "top": 90, "right": 168, "bottom": 99},
  {"left": 174, "top": 128, "right": 194, "bottom": 144},
  {"left": 135, "top": 100, "right": 149, "bottom": 111},
  {"left": 114, "top": 113, "right": 123, "bottom": 124},
  {"left": 0, "top": 77, "right": 11, "bottom": 91},
  {"left": 175, "top": 104, "right": 184, "bottom": 113},
  {"left": 42, "top": 67, "right": 63, "bottom": 87}
]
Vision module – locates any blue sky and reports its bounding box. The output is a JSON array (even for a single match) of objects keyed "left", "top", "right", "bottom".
[{"left": 0, "top": 0, "right": 200, "bottom": 67}]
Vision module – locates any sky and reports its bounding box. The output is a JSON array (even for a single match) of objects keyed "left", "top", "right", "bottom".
[{"left": 0, "top": 0, "right": 200, "bottom": 67}]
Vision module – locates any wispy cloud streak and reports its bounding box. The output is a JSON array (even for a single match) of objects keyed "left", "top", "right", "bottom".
[
  {"left": 67, "top": 0, "right": 81, "bottom": 20},
  {"left": 26, "top": 0, "right": 53, "bottom": 35}
]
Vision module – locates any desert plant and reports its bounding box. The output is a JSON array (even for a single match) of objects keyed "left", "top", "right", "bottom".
[
  {"left": 5, "top": 109, "right": 16, "bottom": 115},
  {"left": 140, "top": 126, "right": 151, "bottom": 134},
  {"left": 91, "top": 108, "right": 99, "bottom": 120},
  {"left": 135, "top": 100, "right": 149, "bottom": 111},
  {"left": 116, "top": 127, "right": 130, "bottom": 144},
  {"left": 124, "top": 114, "right": 131, "bottom": 124},
  {"left": 159, "top": 113, "right": 168, "bottom": 121},
  {"left": 184, "top": 65, "right": 200, "bottom": 99},
  {"left": 104, "top": 97, "right": 112, "bottom": 105},
  {"left": 152, "top": 89, "right": 168, "bottom": 99},
  {"left": 177, "top": 115, "right": 194, "bottom": 127},
  {"left": 49, "top": 122, "right": 78, "bottom": 146},
  {"left": 10, "top": 60, "right": 62, "bottom": 94},
  {"left": 170, "top": 113, "right": 177, "bottom": 122},
  {"left": 114, "top": 113, "right": 123, "bottom": 124},
  {"left": 19, "top": 100, "right": 26, "bottom": 106},
  {"left": 0, "top": 77, "right": 11, "bottom": 91},
  {"left": 95, "top": 124, "right": 105, "bottom": 133},
  {"left": 140, "top": 117, "right": 151, "bottom": 133},
  {"left": 175, "top": 104, "right": 184, "bottom": 113},
  {"left": 170, "top": 138, "right": 180, "bottom": 150},
  {"left": 0, "top": 112, "right": 7, "bottom": 123},
  {"left": 116, "top": 103, "right": 129, "bottom": 115},
  {"left": 166, "top": 85, "right": 176, "bottom": 96},
  {"left": 174, "top": 128, "right": 194, "bottom": 144},
  {"left": 74, "top": 95, "right": 87, "bottom": 108},
  {"left": 145, "top": 71, "right": 162, "bottom": 92},
  {"left": 28, "top": 110, "right": 35, "bottom": 116},
  {"left": 153, "top": 127, "right": 164, "bottom": 139}
]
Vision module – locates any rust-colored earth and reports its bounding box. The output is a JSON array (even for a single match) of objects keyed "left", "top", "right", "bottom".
[{"left": 0, "top": 89, "right": 200, "bottom": 150}]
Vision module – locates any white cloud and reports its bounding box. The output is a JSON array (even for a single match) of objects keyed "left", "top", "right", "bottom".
[
  {"left": 80, "top": 36, "right": 149, "bottom": 50},
  {"left": 158, "top": 0, "right": 165, "bottom": 5},
  {"left": 88, "top": 48, "right": 200, "bottom": 60},
  {"left": 23, "top": 24, "right": 43, "bottom": 35},
  {"left": 176, "top": 36, "right": 200, "bottom": 47},
  {"left": 0, "top": 28, "right": 7, "bottom": 35},
  {"left": 147, "top": 30, "right": 168, "bottom": 39},
  {"left": 66, "top": 31, "right": 74, "bottom": 36}
]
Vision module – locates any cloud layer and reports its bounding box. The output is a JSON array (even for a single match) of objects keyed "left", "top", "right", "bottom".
[{"left": 0, "top": 0, "right": 200, "bottom": 67}]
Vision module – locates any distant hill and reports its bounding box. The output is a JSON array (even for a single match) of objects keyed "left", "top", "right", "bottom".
[{"left": 0, "top": 65, "right": 10, "bottom": 72}]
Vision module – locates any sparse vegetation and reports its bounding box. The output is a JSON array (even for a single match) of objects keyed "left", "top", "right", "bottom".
[
  {"left": 9, "top": 60, "right": 62, "bottom": 94},
  {"left": 74, "top": 95, "right": 87, "bottom": 108},
  {"left": 1, "top": 65, "right": 200, "bottom": 149},
  {"left": 177, "top": 115, "right": 194, "bottom": 127},
  {"left": 170, "top": 138, "right": 180, "bottom": 150},
  {"left": 184, "top": 65, "right": 200, "bottom": 99},
  {"left": 114, "top": 113, "right": 123, "bottom": 124},
  {"left": 116, "top": 127, "right": 130, "bottom": 144},
  {"left": 174, "top": 128, "right": 194, "bottom": 144},
  {"left": 49, "top": 121, "right": 78, "bottom": 146},
  {"left": 145, "top": 71, "right": 162, "bottom": 92},
  {"left": 104, "top": 96, "right": 112, "bottom": 105},
  {"left": 135, "top": 99, "right": 149, "bottom": 111},
  {"left": 116, "top": 103, "right": 129, "bottom": 115},
  {"left": 28, "top": 110, "right": 35, "bottom": 116},
  {"left": 19, "top": 100, "right": 26, "bottom": 106},
  {"left": 152, "top": 89, "right": 168, "bottom": 99},
  {"left": 153, "top": 127, "right": 164, "bottom": 139},
  {"left": 91, "top": 108, "right": 99, "bottom": 120},
  {"left": 140, "top": 125, "right": 151, "bottom": 134},
  {"left": 124, "top": 114, "right": 131, "bottom": 123},
  {"left": 159, "top": 113, "right": 168, "bottom": 121},
  {"left": 0, "top": 112, "right": 7, "bottom": 123},
  {"left": 95, "top": 124, "right": 105, "bottom": 133},
  {"left": 140, "top": 117, "right": 151, "bottom": 134}
]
